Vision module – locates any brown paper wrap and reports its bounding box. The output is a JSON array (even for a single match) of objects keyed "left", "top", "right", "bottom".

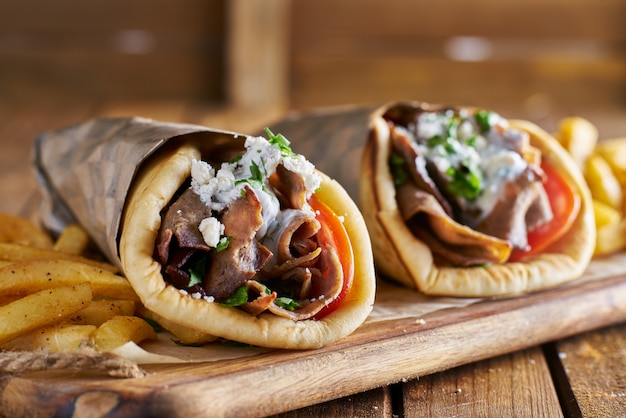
[{"left": 33, "top": 116, "right": 244, "bottom": 268}]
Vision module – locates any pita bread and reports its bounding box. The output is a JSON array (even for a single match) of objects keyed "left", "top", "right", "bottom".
[
  {"left": 120, "top": 139, "right": 376, "bottom": 349},
  {"left": 360, "top": 102, "right": 595, "bottom": 297}
]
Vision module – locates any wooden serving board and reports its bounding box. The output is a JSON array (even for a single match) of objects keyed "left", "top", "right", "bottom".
[{"left": 2, "top": 106, "right": 626, "bottom": 417}]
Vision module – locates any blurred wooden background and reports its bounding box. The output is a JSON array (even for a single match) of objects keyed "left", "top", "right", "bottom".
[{"left": 1, "top": 0, "right": 625, "bottom": 133}]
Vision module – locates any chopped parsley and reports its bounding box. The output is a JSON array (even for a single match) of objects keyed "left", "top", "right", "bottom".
[
  {"left": 446, "top": 161, "right": 483, "bottom": 201},
  {"left": 187, "top": 258, "right": 206, "bottom": 287},
  {"left": 275, "top": 297, "right": 300, "bottom": 311},
  {"left": 215, "top": 236, "right": 231, "bottom": 252},
  {"left": 264, "top": 127, "right": 294, "bottom": 157},
  {"left": 389, "top": 153, "right": 407, "bottom": 188},
  {"left": 220, "top": 285, "right": 249, "bottom": 306},
  {"left": 475, "top": 110, "right": 495, "bottom": 133},
  {"left": 235, "top": 160, "right": 265, "bottom": 189}
]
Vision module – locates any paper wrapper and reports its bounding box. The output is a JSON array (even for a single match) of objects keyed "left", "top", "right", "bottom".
[{"left": 33, "top": 116, "right": 246, "bottom": 269}]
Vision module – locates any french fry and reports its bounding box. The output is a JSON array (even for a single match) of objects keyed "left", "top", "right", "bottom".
[
  {"left": 595, "top": 219, "right": 626, "bottom": 256},
  {"left": 0, "top": 242, "right": 118, "bottom": 273},
  {"left": 0, "top": 323, "right": 97, "bottom": 353},
  {"left": 136, "top": 305, "right": 217, "bottom": 345},
  {"left": 584, "top": 154, "right": 623, "bottom": 211},
  {"left": 92, "top": 316, "right": 157, "bottom": 352},
  {"left": 0, "top": 213, "right": 54, "bottom": 249},
  {"left": 555, "top": 116, "right": 598, "bottom": 168},
  {"left": 594, "top": 137, "right": 626, "bottom": 186},
  {"left": 0, "top": 282, "right": 92, "bottom": 345},
  {"left": 0, "top": 259, "right": 139, "bottom": 301},
  {"left": 592, "top": 199, "right": 621, "bottom": 229},
  {"left": 68, "top": 300, "right": 136, "bottom": 326},
  {"left": 53, "top": 223, "right": 91, "bottom": 255}
]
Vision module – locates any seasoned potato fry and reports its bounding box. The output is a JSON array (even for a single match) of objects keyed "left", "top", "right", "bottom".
[
  {"left": 92, "top": 316, "right": 157, "bottom": 352},
  {"left": 594, "top": 137, "right": 626, "bottom": 186},
  {"left": 0, "top": 323, "right": 97, "bottom": 353},
  {"left": 53, "top": 223, "right": 91, "bottom": 255},
  {"left": 595, "top": 219, "right": 626, "bottom": 256},
  {"left": 0, "top": 282, "right": 92, "bottom": 345},
  {"left": 555, "top": 116, "right": 598, "bottom": 168},
  {"left": 0, "top": 213, "right": 54, "bottom": 249},
  {"left": 136, "top": 305, "right": 217, "bottom": 345},
  {"left": 592, "top": 199, "right": 621, "bottom": 229},
  {"left": 585, "top": 154, "right": 623, "bottom": 211},
  {"left": 68, "top": 300, "right": 136, "bottom": 326},
  {"left": 0, "top": 259, "right": 138, "bottom": 301},
  {"left": 0, "top": 242, "right": 118, "bottom": 273}
]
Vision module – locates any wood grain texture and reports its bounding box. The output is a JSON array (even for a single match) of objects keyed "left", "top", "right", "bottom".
[
  {"left": 554, "top": 324, "right": 626, "bottom": 417},
  {"left": 274, "top": 387, "right": 392, "bottom": 418},
  {"left": 1, "top": 273, "right": 625, "bottom": 417},
  {"left": 402, "top": 347, "right": 563, "bottom": 417},
  {"left": 289, "top": 0, "right": 626, "bottom": 111},
  {"left": 0, "top": 0, "right": 226, "bottom": 104}
]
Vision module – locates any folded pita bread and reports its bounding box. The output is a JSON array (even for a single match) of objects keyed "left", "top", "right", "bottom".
[
  {"left": 120, "top": 135, "right": 375, "bottom": 349},
  {"left": 360, "top": 102, "right": 595, "bottom": 297}
]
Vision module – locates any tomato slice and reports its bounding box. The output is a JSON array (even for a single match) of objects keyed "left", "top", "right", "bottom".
[
  {"left": 308, "top": 194, "right": 354, "bottom": 320},
  {"left": 508, "top": 161, "right": 581, "bottom": 262}
]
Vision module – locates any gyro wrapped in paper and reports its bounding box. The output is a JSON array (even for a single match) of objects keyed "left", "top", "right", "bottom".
[
  {"left": 359, "top": 102, "right": 595, "bottom": 297},
  {"left": 35, "top": 117, "right": 376, "bottom": 349}
]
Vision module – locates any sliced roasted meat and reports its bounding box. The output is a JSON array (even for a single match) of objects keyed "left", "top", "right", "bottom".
[
  {"left": 204, "top": 187, "right": 272, "bottom": 300},
  {"left": 269, "top": 164, "right": 308, "bottom": 209},
  {"left": 155, "top": 187, "right": 213, "bottom": 265},
  {"left": 397, "top": 184, "right": 511, "bottom": 265},
  {"left": 390, "top": 125, "right": 453, "bottom": 216},
  {"left": 474, "top": 168, "right": 553, "bottom": 250},
  {"left": 261, "top": 208, "right": 321, "bottom": 274}
]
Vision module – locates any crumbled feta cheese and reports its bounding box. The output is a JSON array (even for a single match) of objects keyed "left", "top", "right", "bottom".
[
  {"left": 198, "top": 217, "right": 224, "bottom": 248},
  {"left": 190, "top": 133, "right": 322, "bottom": 240}
]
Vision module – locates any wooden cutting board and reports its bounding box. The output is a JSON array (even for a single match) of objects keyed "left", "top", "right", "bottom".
[{"left": 2, "top": 106, "right": 626, "bottom": 417}]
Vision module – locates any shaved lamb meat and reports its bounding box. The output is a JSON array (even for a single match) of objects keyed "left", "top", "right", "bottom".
[{"left": 386, "top": 104, "right": 554, "bottom": 265}]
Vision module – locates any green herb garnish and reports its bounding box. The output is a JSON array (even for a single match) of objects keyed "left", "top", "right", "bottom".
[
  {"left": 220, "top": 285, "right": 249, "bottom": 306},
  {"left": 275, "top": 297, "right": 300, "bottom": 311},
  {"left": 446, "top": 161, "right": 483, "bottom": 201},
  {"left": 427, "top": 135, "right": 457, "bottom": 154},
  {"left": 475, "top": 110, "right": 495, "bottom": 133},
  {"left": 264, "top": 127, "right": 294, "bottom": 156},
  {"left": 389, "top": 153, "right": 407, "bottom": 187},
  {"left": 187, "top": 258, "right": 206, "bottom": 287},
  {"left": 215, "top": 236, "right": 231, "bottom": 252}
]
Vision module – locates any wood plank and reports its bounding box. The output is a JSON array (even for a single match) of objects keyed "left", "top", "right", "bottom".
[
  {"left": 291, "top": 0, "right": 626, "bottom": 40},
  {"left": 1, "top": 272, "right": 625, "bottom": 417},
  {"left": 0, "top": 0, "right": 224, "bottom": 33},
  {"left": 401, "top": 347, "right": 562, "bottom": 417},
  {"left": 551, "top": 324, "right": 626, "bottom": 417},
  {"left": 0, "top": 0, "right": 226, "bottom": 103},
  {"left": 288, "top": 0, "right": 626, "bottom": 112},
  {"left": 0, "top": 104, "right": 96, "bottom": 218},
  {"left": 226, "top": 0, "right": 291, "bottom": 109},
  {"left": 289, "top": 52, "right": 626, "bottom": 111},
  {"left": 274, "top": 387, "right": 393, "bottom": 418}
]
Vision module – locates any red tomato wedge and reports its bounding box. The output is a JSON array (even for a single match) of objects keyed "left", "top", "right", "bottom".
[
  {"left": 508, "top": 161, "right": 581, "bottom": 262},
  {"left": 308, "top": 194, "right": 354, "bottom": 320}
]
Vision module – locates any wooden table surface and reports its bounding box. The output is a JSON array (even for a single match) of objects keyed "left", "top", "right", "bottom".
[{"left": 0, "top": 100, "right": 625, "bottom": 418}]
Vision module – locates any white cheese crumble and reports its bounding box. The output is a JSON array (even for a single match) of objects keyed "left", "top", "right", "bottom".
[
  {"left": 198, "top": 217, "right": 225, "bottom": 248},
  {"left": 190, "top": 134, "right": 322, "bottom": 241}
]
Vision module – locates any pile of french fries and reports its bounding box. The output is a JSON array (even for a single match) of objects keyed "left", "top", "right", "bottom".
[
  {"left": 555, "top": 117, "right": 626, "bottom": 256},
  {"left": 0, "top": 214, "right": 156, "bottom": 353}
]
